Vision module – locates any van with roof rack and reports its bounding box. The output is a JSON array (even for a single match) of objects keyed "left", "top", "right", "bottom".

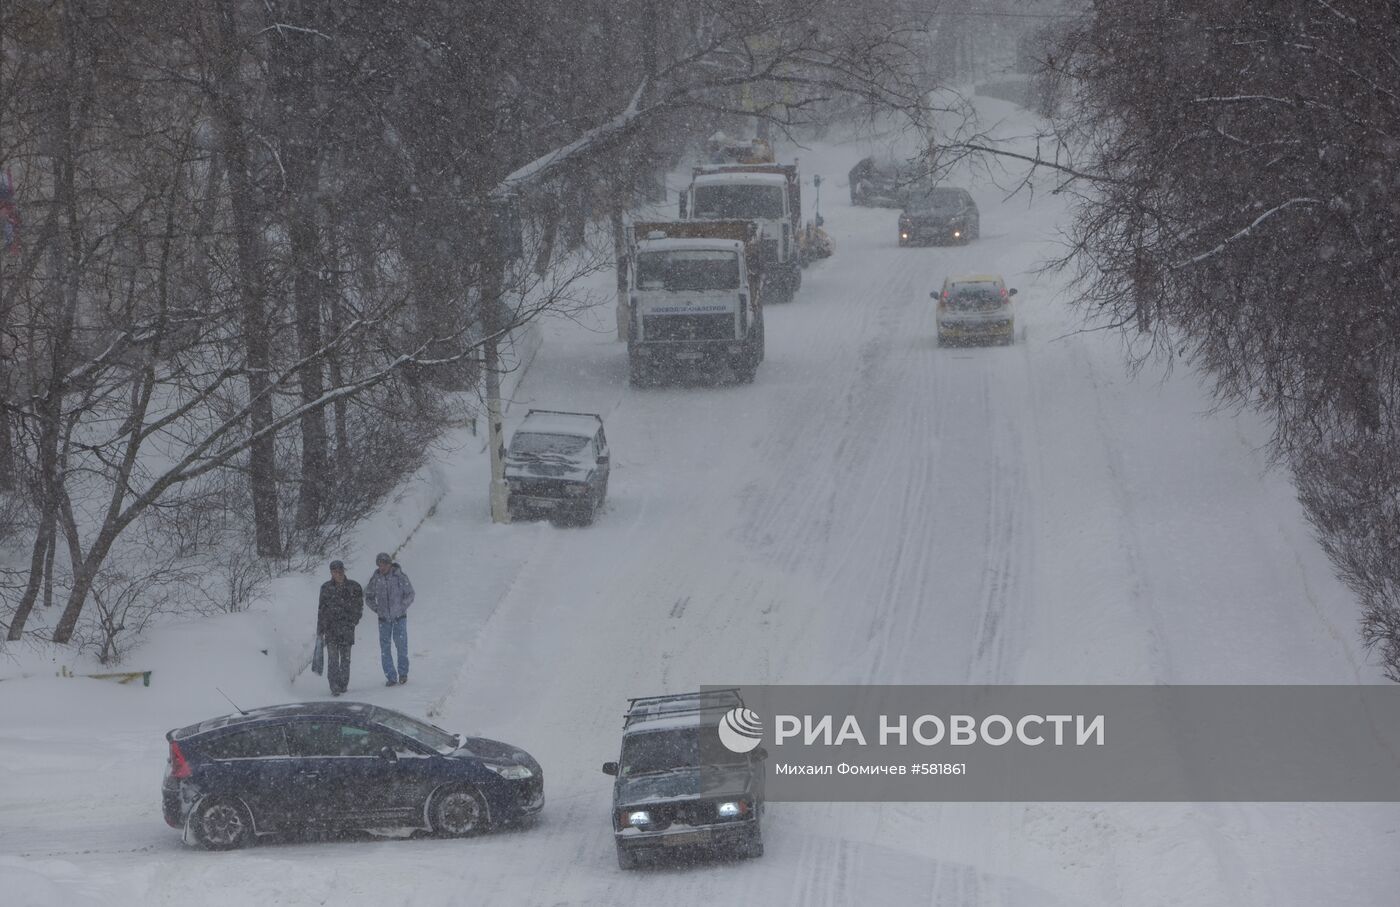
[{"left": 601, "top": 689, "right": 767, "bottom": 869}]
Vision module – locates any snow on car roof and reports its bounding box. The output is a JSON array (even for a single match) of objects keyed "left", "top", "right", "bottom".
[
  {"left": 947, "top": 274, "right": 1005, "bottom": 286},
  {"left": 517, "top": 410, "right": 601, "bottom": 438},
  {"left": 692, "top": 171, "right": 789, "bottom": 187},
  {"left": 636, "top": 237, "right": 744, "bottom": 255}
]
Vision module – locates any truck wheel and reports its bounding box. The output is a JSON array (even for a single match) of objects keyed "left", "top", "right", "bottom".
[{"left": 617, "top": 844, "right": 640, "bottom": 870}]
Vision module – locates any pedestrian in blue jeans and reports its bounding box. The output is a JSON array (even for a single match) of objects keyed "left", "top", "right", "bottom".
[{"left": 365, "top": 552, "right": 414, "bottom": 685}]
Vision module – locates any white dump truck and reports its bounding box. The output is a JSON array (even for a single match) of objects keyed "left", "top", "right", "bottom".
[
  {"left": 624, "top": 220, "right": 766, "bottom": 386},
  {"left": 679, "top": 163, "right": 802, "bottom": 301}
]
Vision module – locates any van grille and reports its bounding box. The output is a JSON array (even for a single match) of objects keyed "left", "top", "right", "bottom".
[{"left": 643, "top": 313, "right": 734, "bottom": 342}]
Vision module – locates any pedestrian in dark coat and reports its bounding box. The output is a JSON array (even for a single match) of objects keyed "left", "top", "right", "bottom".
[{"left": 318, "top": 560, "right": 364, "bottom": 695}]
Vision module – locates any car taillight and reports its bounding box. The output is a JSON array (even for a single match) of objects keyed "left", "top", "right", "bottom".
[
  {"left": 1000, "top": 287, "right": 1008, "bottom": 298},
  {"left": 169, "top": 741, "right": 192, "bottom": 779}
]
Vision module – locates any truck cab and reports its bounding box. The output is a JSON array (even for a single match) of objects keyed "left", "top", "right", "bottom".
[
  {"left": 626, "top": 222, "right": 765, "bottom": 386},
  {"left": 680, "top": 164, "right": 802, "bottom": 301}
]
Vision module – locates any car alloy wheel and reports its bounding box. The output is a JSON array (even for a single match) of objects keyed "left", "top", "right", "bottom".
[
  {"left": 196, "top": 798, "right": 251, "bottom": 850},
  {"left": 432, "top": 786, "right": 487, "bottom": 837}
]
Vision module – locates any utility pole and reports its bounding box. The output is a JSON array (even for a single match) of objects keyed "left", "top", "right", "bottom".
[
  {"left": 481, "top": 200, "right": 517, "bottom": 524},
  {"left": 483, "top": 324, "right": 510, "bottom": 523}
]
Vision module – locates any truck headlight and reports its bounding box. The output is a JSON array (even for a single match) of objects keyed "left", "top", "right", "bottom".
[
  {"left": 627, "top": 810, "right": 652, "bottom": 827},
  {"left": 485, "top": 762, "right": 534, "bottom": 780}
]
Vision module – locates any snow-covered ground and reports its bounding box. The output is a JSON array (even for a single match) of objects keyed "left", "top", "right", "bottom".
[{"left": 3, "top": 96, "right": 1397, "bottom": 906}]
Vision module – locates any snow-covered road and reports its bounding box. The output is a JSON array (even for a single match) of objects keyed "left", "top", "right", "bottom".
[{"left": 3, "top": 97, "right": 1396, "bottom": 906}]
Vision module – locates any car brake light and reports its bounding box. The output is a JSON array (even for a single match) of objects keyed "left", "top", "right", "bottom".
[
  {"left": 1000, "top": 287, "right": 1008, "bottom": 297},
  {"left": 169, "top": 741, "right": 192, "bottom": 779}
]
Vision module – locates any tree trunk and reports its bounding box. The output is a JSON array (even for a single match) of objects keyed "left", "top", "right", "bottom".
[
  {"left": 323, "top": 221, "right": 352, "bottom": 480},
  {"left": 10, "top": 88, "right": 82, "bottom": 640},
  {"left": 214, "top": 0, "right": 281, "bottom": 556},
  {"left": 611, "top": 203, "right": 629, "bottom": 341}
]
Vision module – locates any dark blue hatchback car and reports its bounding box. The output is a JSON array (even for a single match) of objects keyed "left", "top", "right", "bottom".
[{"left": 162, "top": 701, "right": 543, "bottom": 849}]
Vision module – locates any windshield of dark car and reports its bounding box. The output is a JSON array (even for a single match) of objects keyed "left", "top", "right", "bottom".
[
  {"left": 637, "top": 250, "right": 740, "bottom": 291},
  {"left": 510, "top": 432, "right": 590, "bottom": 458},
  {"left": 372, "top": 709, "right": 458, "bottom": 754},
  {"left": 693, "top": 184, "right": 784, "bottom": 219},
  {"left": 619, "top": 727, "right": 737, "bottom": 775},
  {"left": 907, "top": 188, "right": 965, "bottom": 212}
]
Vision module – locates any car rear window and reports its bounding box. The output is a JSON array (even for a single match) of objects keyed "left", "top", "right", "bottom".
[
  {"left": 200, "top": 725, "right": 289, "bottom": 760},
  {"left": 947, "top": 286, "right": 1006, "bottom": 311},
  {"left": 510, "top": 432, "right": 590, "bottom": 458}
]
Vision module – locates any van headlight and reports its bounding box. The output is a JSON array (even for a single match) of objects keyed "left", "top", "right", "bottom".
[
  {"left": 717, "top": 800, "right": 749, "bottom": 818},
  {"left": 627, "top": 810, "right": 652, "bottom": 827}
]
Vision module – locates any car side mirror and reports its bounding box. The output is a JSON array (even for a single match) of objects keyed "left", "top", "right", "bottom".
[
  {"left": 753, "top": 746, "right": 769, "bottom": 761},
  {"left": 596, "top": 455, "right": 610, "bottom": 466},
  {"left": 602, "top": 761, "right": 618, "bottom": 776},
  {"left": 678, "top": 193, "right": 688, "bottom": 219},
  {"left": 929, "top": 291, "right": 939, "bottom": 298},
  {"left": 379, "top": 746, "right": 399, "bottom": 763},
  {"left": 1008, "top": 288, "right": 1018, "bottom": 297}
]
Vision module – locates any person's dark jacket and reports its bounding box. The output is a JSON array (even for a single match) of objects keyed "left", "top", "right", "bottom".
[{"left": 318, "top": 578, "right": 365, "bottom": 646}]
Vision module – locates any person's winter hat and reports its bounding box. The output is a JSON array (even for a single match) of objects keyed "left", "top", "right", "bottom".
[
  {"left": 375, "top": 552, "right": 392, "bottom": 565},
  {"left": 329, "top": 560, "right": 345, "bottom": 571}
]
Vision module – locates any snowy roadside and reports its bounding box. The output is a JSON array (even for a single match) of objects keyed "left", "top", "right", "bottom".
[{"left": 2, "top": 94, "right": 1398, "bottom": 907}]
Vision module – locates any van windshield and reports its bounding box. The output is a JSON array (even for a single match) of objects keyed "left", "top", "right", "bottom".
[
  {"left": 907, "top": 188, "right": 965, "bottom": 212},
  {"left": 636, "top": 250, "right": 741, "bottom": 291}
]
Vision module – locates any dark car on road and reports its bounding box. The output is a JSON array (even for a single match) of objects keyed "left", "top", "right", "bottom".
[
  {"left": 505, "top": 409, "right": 610, "bottom": 526},
  {"left": 163, "top": 701, "right": 543, "bottom": 849},
  {"left": 899, "top": 187, "right": 980, "bottom": 246},
  {"left": 849, "top": 156, "right": 924, "bottom": 207},
  {"left": 602, "top": 689, "right": 766, "bottom": 869}
]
